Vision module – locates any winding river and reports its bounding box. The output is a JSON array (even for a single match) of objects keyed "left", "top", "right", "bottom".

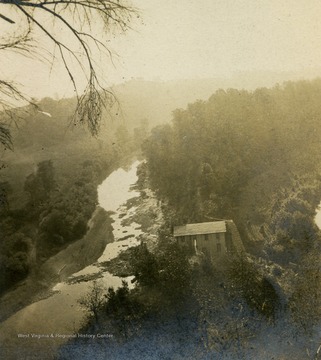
[
  {"left": 0, "top": 160, "right": 142, "bottom": 360},
  {"left": 2, "top": 161, "right": 321, "bottom": 360}
]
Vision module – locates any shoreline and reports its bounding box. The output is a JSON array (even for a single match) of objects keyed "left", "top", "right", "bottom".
[
  {"left": 0, "top": 206, "right": 114, "bottom": 323},
  {"left": 0, "top": 154, "right": 140, "bottom": 323}
]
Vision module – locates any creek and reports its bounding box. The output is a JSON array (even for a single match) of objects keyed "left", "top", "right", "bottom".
[{"left": 0, "top": 160, "right": 142, "bottom": 360}]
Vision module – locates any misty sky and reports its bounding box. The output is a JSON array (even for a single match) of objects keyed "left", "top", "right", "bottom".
[{"left": 2, "top": 0, "right": 321, "bottom": 99}]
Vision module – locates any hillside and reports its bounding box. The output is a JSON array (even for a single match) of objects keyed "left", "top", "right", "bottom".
[
  {"left": 1, "top": 73, "right": 320, "bottom": 359},
  {"left": 138, "top": 78, "right": 321, "bottom": 357},
  {"left": 107, "top": 70, "right": 321, "bottom": 131}
]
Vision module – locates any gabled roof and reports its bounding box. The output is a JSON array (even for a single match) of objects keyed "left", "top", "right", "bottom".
[{"left": 173, "top": 221, "right": 226, "bottom": 237}]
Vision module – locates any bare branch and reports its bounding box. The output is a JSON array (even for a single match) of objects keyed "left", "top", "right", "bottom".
[
  {"left": 0, "top": 123, "right": 12, "bottom": 149},
  {"left": 0, "top": 12, "right": 14, "bottom": 23},
  {"left": 0, "top": 0, "right": 137, "bottom": 143}
]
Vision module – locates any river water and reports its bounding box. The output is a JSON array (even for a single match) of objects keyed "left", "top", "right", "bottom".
[{"left": 0, "top": 160, "right": 142, "bottom": 359}]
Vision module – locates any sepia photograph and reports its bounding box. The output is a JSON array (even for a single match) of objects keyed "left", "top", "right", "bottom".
[{"left": 0, "top": 1, "right": 321, "bottom": 359}]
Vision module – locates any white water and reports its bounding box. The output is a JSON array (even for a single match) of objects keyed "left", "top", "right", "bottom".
[
  {"left": 64, "top": 159, "right": 143, "bottom": 279},
  {"left": 98, "top": 160, "right": 140, "bottom": 212},
  {"left": 96, "top": 160, "right": 142, "bottom": 263},
  {"left": 0, "top": 160, "right": 142, "bottom": 359}
]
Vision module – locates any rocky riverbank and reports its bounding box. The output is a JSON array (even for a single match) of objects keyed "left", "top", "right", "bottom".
[{"left": 100, "top": 187, "right": 163, "bottom": 277}]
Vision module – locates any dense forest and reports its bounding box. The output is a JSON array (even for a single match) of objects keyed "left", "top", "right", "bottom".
[
  {"left": 141, "top": 79, "right": 321, "bottom": 355},
  {"left": 143, "top": 79, "right": 321, "bottom": 223},
  {"left": 0, "top": 76, "right": 259, "bottom": 300},
  {"left": 142, "top": 80, "right": 321, "bottom": 265},
  {"left": 59, "top": 79, "right": 321, "bottom": 359},
  {"left": 1, "top": 78, "right": 321, "bottom": 359},
  {"left": 0, "top": 93, "right": 149, "bottom": 296}
]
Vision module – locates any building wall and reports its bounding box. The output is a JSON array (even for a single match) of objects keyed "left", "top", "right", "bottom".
[
  {"left": 195, "top": 232, "right": 226, "bottom": 260},
  {"left": 175, "top": 221, "right": 244, "bottom": 262},
  {"left": 176, "top": 232, "right": 227, "bottom": 260}
]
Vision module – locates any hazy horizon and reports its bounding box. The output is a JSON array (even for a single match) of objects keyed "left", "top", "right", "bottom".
[{"left": 2, "top": 0, "right": 321, "bottom": 100}]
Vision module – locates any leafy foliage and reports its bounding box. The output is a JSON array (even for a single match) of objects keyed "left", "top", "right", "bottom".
[
  {"left": 143, "top": 79, "right": 321, "bottom": 226},
  {"left": 228, "top": 255, "right": 280, "bottom": 320},
  {"left": 131, "top": 242, "right": 191, "bottom": 305},
  {"left": 140, "top": 78, "right": 321, "bottom": 352},
  {"left": 105, "top": 281, "right": 147, "bottom": 339},
  {"left": 0, "top": 156, "right": 112, "bottom": 294}
]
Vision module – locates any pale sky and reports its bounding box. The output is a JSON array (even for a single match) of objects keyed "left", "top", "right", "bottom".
[{"left": 1, "top": 0, "right": 321, "bottom": 99}]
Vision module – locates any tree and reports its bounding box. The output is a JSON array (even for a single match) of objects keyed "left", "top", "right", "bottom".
[
  {"left": 0, "top": 0, "right": 136, "bottom": 148},
  {"left": 24, "top": 159, "right": 55, "bottom": 211},
  {"left": 105, "top": 281, "right": 145, "bottom": 339},
  {"left": 131, "top": 243, "right": 159, "bottom": 288},
  {"left": 78, "top": 280, "right": 105, "bottom": 323}
]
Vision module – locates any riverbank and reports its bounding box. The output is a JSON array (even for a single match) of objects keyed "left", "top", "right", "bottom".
[
  {"left": 0, "top": 206, "right": 114, "bottom": 322},
  {"left": 0, "top": 159, "right": 144, "bottom": 360},
  {"left": 100, "top": 186, "right": 163, "bottom": 277},
  {"left": 0, "top": 151, "right": 141, "bottom": 323}
]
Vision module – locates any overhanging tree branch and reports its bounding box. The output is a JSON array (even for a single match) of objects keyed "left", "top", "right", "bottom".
[
  {"left": 0, "top": 12, "right": 14, "bottom": 23},
  {"left": 0, "top": 0, "right": 136, "bottom": 143}
]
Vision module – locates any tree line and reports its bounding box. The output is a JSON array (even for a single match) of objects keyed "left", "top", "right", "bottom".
[
  {"left": 0, "top": 158, "right": 108, "bottom": 293},
  {"left": 143, "top": 79, "right": 321, "bottom": 226}
]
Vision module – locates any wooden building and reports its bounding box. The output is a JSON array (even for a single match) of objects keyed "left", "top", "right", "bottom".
[{"left": 173, "top": 220, "right": 244, "bottom": 261}]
